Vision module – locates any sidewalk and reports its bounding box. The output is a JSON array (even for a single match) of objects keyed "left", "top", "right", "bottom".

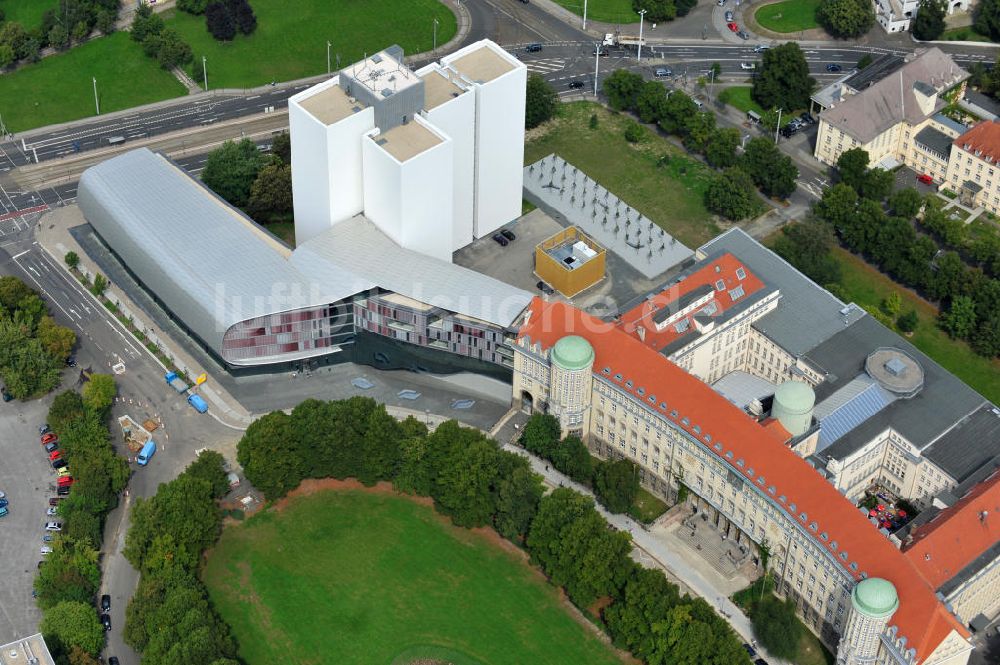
[{"left": 34, "top": 206, "right": 255, "bottom": 430}]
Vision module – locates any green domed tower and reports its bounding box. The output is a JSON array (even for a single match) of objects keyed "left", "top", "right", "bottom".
[
  {"left": 548, "top": 335, "right": 595, "bottom": 436},
  {"left": 837, "top": 578, "right": 899, "bottom": 665}
]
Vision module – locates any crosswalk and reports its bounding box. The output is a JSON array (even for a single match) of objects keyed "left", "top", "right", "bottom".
[{"left": 525, "top": 58, "right": 566, "bottom": 75}]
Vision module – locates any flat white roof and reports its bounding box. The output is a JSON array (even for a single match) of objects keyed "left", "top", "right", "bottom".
[
  {"left": 297, "top": 81, "right": 367, "bottom": 126},
  {"left": 421, "top": 68, "right": 467, "bottom": 110},
  {"left": 373, "top": 121, "right": 443, "bottom": 162},
  {"left": 444, "top": 41, "right": 519, "bottom": 83}
]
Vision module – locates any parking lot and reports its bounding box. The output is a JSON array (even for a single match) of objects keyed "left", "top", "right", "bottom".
[{"left": 0, "top": 391, "right": 60, "bottom": 643}]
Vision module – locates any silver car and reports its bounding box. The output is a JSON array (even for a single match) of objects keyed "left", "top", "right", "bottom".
[
  {"left": 725, "top": 10, "right": 734, "bottom": 21},
  {"left": 44, "top": 521, "right": 62, "bottom": 531}
]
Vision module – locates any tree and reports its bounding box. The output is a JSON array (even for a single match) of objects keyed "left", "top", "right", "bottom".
[
  {"left": 179, "top": 0, "right": 212, "bottom": 13},
  {"left": 65, "top": 251, "right": 80, "bottom": 269},
  {"left": 201, "top": 138, "right": 271, "bottom": 209},
  {"left": 751, "top": 42, "right": 814, "bottom": 112},
  {"left": 156, "top": 29, "right": 193, "bottom": 69},
  {"left": 772, "top": 221, "right": 843, "bottom": 286},
  {"left": 205, "top": 2, "right": 237, "bottom": 41},
  {"left": 940, "top": 295, "right": 977, "bottom": 339},
  {"left": 68, "top": 646, "right": 102, "bottom": 665},
  {"left": 549, "top": 435, "right": 593, "bottom": 483},
  {"left": 602, "top": 69, "right": 644, "bottom": 111},
  {"left": 881, "top": 291, "right": 902, "bottom": 318},
  {"left": 704, "top": 127, "right": 741, "bottom": 168},
  {"left": 975, "top": 0, "right": 1000, "bottom": 41},
  {"left": 972, "top": 314, "right": 1000, "bottom": 356},
  {"left": 95, "top": 10, "right": 117, "bottom": 35},
  {"left": 71, "top": 20, "right": 90, "bottom": 44},
  {"left": 889, "top": 187, "right": 923, "bottom": 218},
  {"left": 525, "top": 73, "right": 557, "bottom": 129},
  {"left": 494, "top": 462, "right": 544, "bottom": 541},
  {"left": 357, "top": 406, "right": 402, "bottom": 486},
  {"left": 131, "top": 5, "right": 165, "bottom": 43},
  {"left": 247, "top": 163, "right": 292, "bottom": 222},
  {"left": 635, "top": 80, "right": 668, "bottom": 123},
  {"left": 82, "top": 374, "right": 116, "bottom": 416},
  {"left": 836, "top": 147, "right": 870, "bottom": 191},
  {"left": 48, "top": 24, "right": 69, "bottom": 50},
  {"left": 271, "top": 132, "right": 291, "bottom": 164},
  {"left": 521, "top": 413, "right": 561, "bottom": 458},
  {"left": 36, "top": 316, "right": 76, "bottom": 360},
  {"left": 227, "top": 0, "right": 257, "bottom": 35},
  {"left": 49, "top": 390, "right": 86, "bottom": 432},
  {"left": 0, "top": 43, "right": 14, "bottom": 69},
  {"left": 705, "top": 168, "right": 760, "bottom": 221},
  {"left": 818, "top": 0, "right": 875, "bottom": 37},
  {"left": 632, "top": 0, "right": 677, "bottom": 23},
  {"left": 751, "top": 596, "right": 801, "bottom": 660},
  {"left": 236, "top": 410, "right": 307, "bottom": 498},
  {"left": 91, "top": 274, "right": 107, "bottom": 297},
  {"left": 593, "top": 458, "right": 640, "bottom": 514},
  {"left": 683, "top": 111, "right": 716, "bottom": 153},
  {"left": 897, "top": 309, "right": 919, "bottom": 333},
  {"left": 740, "top": 137, "right": 798, "bottom": 199},
  {"left": 658, "top": 90, "right": 698, "bottom": 135},
  {"left": 34, "top": 538, "right": 101, "bottom": 609},
  {"left": 186, "top": 449, "right": 231, "bottom": 498},
  {"left": 624, "top": 121, "right": 645, "bottom": 143},
  {"left": 913, "top": 0, "right": 947, "bottom": 39},
  {"left": 41, "top": 601, "right": 105, "bottom": 657}
]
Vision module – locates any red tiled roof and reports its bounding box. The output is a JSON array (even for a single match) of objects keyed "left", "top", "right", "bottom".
[
  {"left": 617, "top": 253, "right": 766, "bottom": 353},
  {"left": 903, "top": 468, "right": 1000, "bottom": 591},
  {"left": 954, "top": 120, "right": 1000, "bottom": 165},
  {"left": 518, "top": 298, "right": 968, "bottom": 661}
]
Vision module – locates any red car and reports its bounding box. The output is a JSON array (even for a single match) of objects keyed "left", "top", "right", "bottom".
[
  {"left": 57, "top": 476, "right": 74, "bottom": 487},
  {"left": 41, "top": 432, "right": 57, "bottom": 445},
  {"left": 48, "top": 450, "right": 62, "bottom": 461},
  {"left": 917, "top": 173, "right": 934, "bottom": 185},
  {"left": 727, "top": 22, "right": 739, "bottom": 32}
]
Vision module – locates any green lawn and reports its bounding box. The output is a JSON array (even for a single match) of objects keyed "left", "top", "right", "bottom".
[
  {"left": 629, "top": 486, "right": 670, "bottom": 523},
  {"left": 754, "top": 0, "right": 821, "bottom": 32},
  {"left": 0, "top": 32, "right": 186, "bottom": 132},
  {"left": 551, "top": 0, "right": 640, "bottom": 23},
  {"left": 203, "top": 490, "right": 625, "bottom": 665},
  {"left": 830, "top": 247, "right": 1000, "bottom": 404},
  {"left": 941, "top": 26, "right": 996, "bottom": 43},
  {"left": 718, "top": 86, "right": 765, "bottom": 115},
  {"left": 166, "top": 0, "right": 457, "bottom": 89},
  {"left": 0, "top": 0, "right": 59, "bottom": 29},
  {"left": 526, "top": 102, "right": 719, "bottom": 248},
  {"left": 731, "top": 578, "right": 834, "bottom": 665}
]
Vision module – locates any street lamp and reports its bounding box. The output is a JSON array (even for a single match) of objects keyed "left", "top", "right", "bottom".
[
  {"left": 593, "top": 41, "right": 601, "bottom": 97},
  {"left": 774, "top": 107, "right": 783, "bottom": 145},
  {"left": 433, "top": 18, "right": 439, "bottom": 51},
  {"left": 92, "top": 77, "right": 99, "bottom": 115},
  {"left": 637, "top": 9, "right": 647, "bottom": 63},
  {"left": 202, "top": 56, "right": 208, "bottom": 92},
  {"left": 327, "top": 40, "right": 332, "bottom": 74},
  {"left": 583, "top": 0, "right": 588, "bottom": 30}
]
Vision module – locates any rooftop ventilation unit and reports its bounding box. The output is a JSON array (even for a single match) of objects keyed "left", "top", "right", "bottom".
[{"left": 371, "top": 54, "right": 383, "bottom": 64}]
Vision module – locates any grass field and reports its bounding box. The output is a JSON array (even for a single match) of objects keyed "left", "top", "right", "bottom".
[
  {"left": 829, "top": 247, "right": 1000, "bottom": 404},
  {"left": 551, "top": 0, "right": 640, "bottom": 23},
  {"left": 203, "top": 490, "right": 625, "bottom": 665},
  {"left": 526, "top": 102, "right": 719, "bottom": 248},
  {"left": 0, "top": 32, "right": 186, "bottom": 132},
  {"left": 754, "top": 0, "right": 821, "bottom": 32},
  {"left": 0, "top": 0, "right": 59, "bottom": 29},
  {"left": 718, "top": 86, "right": 765, "bottom": 115},
  {"left": 941, "top": 26, "right": 996, "bottom": 43},
  {"left": 166, "top": 0, "right": 457, "bottom": 89},
  {"left": 629, "top": 487, "right": 670, "bottom": 523}
]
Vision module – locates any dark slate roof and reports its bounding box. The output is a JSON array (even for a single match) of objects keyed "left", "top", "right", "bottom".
[
  {"left": 845, "top": 54, "right": 906, "bottom": 92},
  {"left": 915, "top": 126, "right": 954, "bottom": 159},
  {"left": 700, "top": 229, "right": 865, "bottom": 356},
  {"left": 923, "top": 404, "right": 1000, "bottom": 484},
  {"left": 962, "top": 90, "right": 1000, "bottom": 118},
  {"left": 808, "top": 316, "right": 989, "bottom": 477}
]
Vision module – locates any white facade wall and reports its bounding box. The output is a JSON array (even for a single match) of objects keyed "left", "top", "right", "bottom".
[
  {"left": 289, "top": 78, "right": 374, "bottom": 245},
  {"left": 362, "top": 119, "right": 454, "bottom": 264},
  {"left": 421, "top": 80, "right": 476, "bottom": 251}
]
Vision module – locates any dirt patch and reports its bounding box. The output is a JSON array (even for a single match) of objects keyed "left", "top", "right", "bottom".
[
  {"left": 271, "top": 478, "right": 434, "bottom": 512},
  {"left": 587, "top": 595, "right": 614, "bottom": 619}
]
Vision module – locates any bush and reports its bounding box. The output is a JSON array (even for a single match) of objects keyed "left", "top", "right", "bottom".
[
  {"left": 64, "top": 251, "right": 80, "bottom": 269},
  {"left": 623, "top": 120, "right": 645, "bottom": 143},
  {"left": 897, "top": 309, "right": 919, "bottom": 333},
  {"left": 205, "top": 2, "right": 237, "bottom": 41},
  {"left": 751, "top": 596, "right": 801, "bottom": 660}
]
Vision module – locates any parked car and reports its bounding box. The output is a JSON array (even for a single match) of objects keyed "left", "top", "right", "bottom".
[
  {"left": 536, "top": 281, "right": 555, "bottom": 295},
  {"left": 740, "top": 62, "right": 755, "bottom": 70},
  {"left": 39, "top": 424, "right": 50, "bottom": 436},
  {"left": 0, "top": 498, "right": 7, "bottom": 509},
  {"left": 654, "top": 67, "right": 672, "bottom": 78},
  {"left": 44, "top": 521, "right": 62, "bottom": 531},
  {"left": 826, "top": 63, "right": 842, "bottom": 72},
  {"left": 48, "top": 450, "right": 62, "bottom": 461},
  {"left": 101, "top": 594, "right": 111, "bottom": 612},
  {"left": 40, "top": 546, "right": 53, "bottom": 555},
  {"left": 799, "top": 112, "right": 815, "bottom": 125},
  {"left": 109, "top": 657, "right": 120, "bottom": 665},
  {"left": 500, "top": 229, "right": 516, "bottom": 241},
  {"left": 53, "top": 459, "right": 68, "bottom": 471},
  {"left": 780, "top": 125, "right": 798, "bottom": 138},
  {"left": 491, "top": 233, "right": 508, "bottom": 247},
  {"left": 65, "top": 356, "right": 77, "bottom": 367},
  {"left": 44, "top": 442, "right": 58, "bottom": 453},
  {"left": 737, "top": 30, "right": 750, "bottom": 40},
  {"left": 743, "top": 643, "right": 757, "bottom": 657},
  {"left": 593, "top": 47, "right": 609, "bottom": 56},
  {"left": 46, "top": 507, "right": 58, "bottom": 517},
  {"left": 48, "top": 498, "right": 64, "bottom": 506},
  {"left": 42, "top": 534, "right": 53, "bottom": 542},
  {"left": 56, "top": 486, "right": 71, "bottom": 496},
  {"left": 57, "top": 468, "right": 72, "bottom": 478},
  {"left": 0, "top": 506, "right": 7, "bottom": 518},
  {"left": 568, "top": 80, "right": 584, "bottom": 89},
  {"left": 101, "top": 613, "right": 112, "bottom": 631},
  {"left": 727, "top": 21, "right": 739, "bottom": 32},
  {"left": 725, "top": 10, "right": 734, "bottom": 21},
  {"left": 57, "top": 476, "right": 74, "bottom": 487},
  {"left": 1, "top": 386, "right": 12, "bottom": 402},
  {"left": 918, "top": 173, "right": 934, "bottom": 185},
  {"left": 41, "top": 432, "right": 57, "bottom": 445}
]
